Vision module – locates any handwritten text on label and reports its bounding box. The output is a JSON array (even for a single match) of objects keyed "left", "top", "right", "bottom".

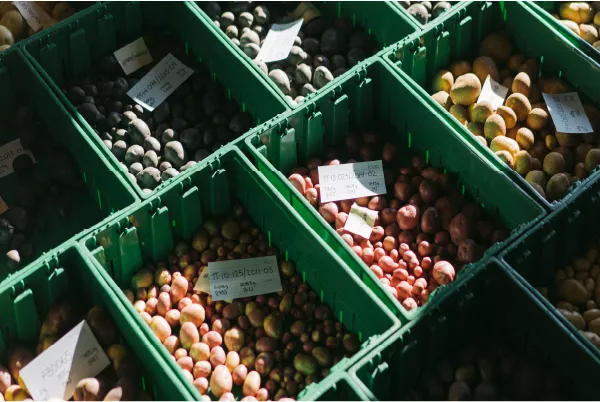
[
  {"left": 542, "top": 92, "right": 593, "bottom": 134},
  {"left": 13, "top": 1, "right": 53, "bottom": 32},
  {"left": 477, "top": 75, "right": 509, "bottom": 111},
  {"left": 318, "top": 160, "right": 387, "bottom": 203},
  {"left": 113, "top": 37, "right": 153, "bottom": 75},
  {"left": 127, "top": 53, "right": 193, "bottom": 111},
  {"left": 344, "top": 203, "right": 378, "bottom": 238},
  {"left": 20, "top": 321, "right": 110, "bottom": 401},
  {"left": 0, "top": 139, "right": 36, "bottom": 179},
  {"left": 208, "top": 256, "right": 282, "bottom": 301}
]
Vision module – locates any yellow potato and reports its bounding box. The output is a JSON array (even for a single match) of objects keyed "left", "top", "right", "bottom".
[
  {"left": 505, "top": 93, "right": 532, "bottom": 122},
  {"left": 516, "top": 127, "right": 535, "bottom": 150},
  {"left": 580, "top": 23, "right": 599, "bottom": 43},
  {"left": 468, "top": 101, "right": 493, "bottom": 123},
  {"left": 0, "top": 24, "right": 13, "bottom": 46},
  {"left": 52, "top": 2, "right": 74, "bottom": 21},
  {"left": 497, "top": 106, "right": 517, "bottom": 129},
  {"left": 495, "top": 150, "right": 514, "bottom": 168},
  {"left": 529, "top": 83, "right": 542, "bottom": 103},
  {"left": 449, "top": 73, "right": 481, "bottom": 106},
  {"left": 561, "top": 19, "right": 582, "bottom": 35},
  {"left": 432, "top": 69, "right": 454, "bottom": 93},
  {"left": 559, "top": 2, "right": 594, "bottom": 24},
  {"left": 466, "top": 122, "right": 483, "bottom": 136},
  {"left": 514, "top": 150, "right": 532, "bottom": 176},
  {"left": 526, "top": 108, "right": 549, "bottom": 131},
  {"left": 545, "top": 134, "right": 559, "bottom": 151},
  {"left": 544, "top": 152, "right": 566, "bottom": 176},
  {"left": 490, "top": 136, "right": 520, "bottom": 157},
  {"left": 450, "top": 104, "right": 468, "bottom": 125},
  {"left": 539, "top": 77, "right": 571, "bottom": 94},
  {"left": 506, "top": 124, "right": 521, "bottom": 140},
  {"left": 511, "top": 72, "right": 531, "bottom": 98},
  {"left": 518, "top": 58, "right": 539, "bottom": 80},
  {"left": 0, "top": 10, "right": 25, "bottom": 39},
  {"left": 484, "top": 114, "right": 507, "bottom": 142},
  {"left": 432, "top": 91, "right": 453, "bottom": 111},
  {"left": 525, "top": 170, "right": 547, "bottom": 188}
]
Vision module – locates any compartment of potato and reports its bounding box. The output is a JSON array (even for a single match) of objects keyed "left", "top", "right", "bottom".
[
  {"left": 396, "top": 1, "right": 455, "bottom": 26},
  {"left": 0, "top": 2, "right": 92, "bottom": 53},
  {"left": 388, "top": 1, "right": 600, "bottom": 209},
  {"left": 537, "top": 2, "right": 600, "bottom": 54},
  {"left": 244, "top": 58, "right": 545, "bottom": 320},
  {"left": 0, "top": 49, "right": 136, "bottom": 277},
  {"left": 0, "top": 245, "right": 189, "bottom": 401},
  {"left": 24, "top": 1, "right": 289, "bottom": 200},
  {"left": 199, "top": 1, "right": 417, "bottom": 107},
  {"left": 82, "top": 146, "right": 399, "bottom": 401},
  {"left": 348, "top": 260, "right": 600, "bottom": 400}
]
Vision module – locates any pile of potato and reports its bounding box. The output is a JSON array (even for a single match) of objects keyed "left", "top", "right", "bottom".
[
  {"left": 125, "top": 204, "right": 360, "bottom": 400},
  {"left": 0, "top": 300, "right": 147, "bottom": 401},
  {"left": 407, "top": 344, "right": 562, "bottom": 400},
  {"left": 431, "top": 32, "right": 600, "bottom": 202},
  {"left": 287, "top": 130, "right": 508, "bottom": 311},
  {"left": 538, "top": 241, "right": 600, "bottom": 350},
  {"left": 201, "top": 2, "right": 376, "bottom": 106},
  {"left": 63, "top": 33, "right": 252, "bottom": 193},
  {"left": 0, "top": 2, "right": 77, "bottom": 52},
  {"left": 397, "top": 1, "right": 452, "bottom": 25},
  {"left": 1, "top": 105, "right": 86, "bottom": 271},
  {"left": 553, "top": 2, "right": 600, "bottom": 51}
]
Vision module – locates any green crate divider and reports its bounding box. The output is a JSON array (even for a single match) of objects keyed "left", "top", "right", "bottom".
[
  {"left": 383, "top": 1, "right": 600, "bottom": 212},
  {"left": 21, "top": 1, "right": 289, "bottom": 201},
  {"left": 500, "top": 169, "right": 600, "bottom": 361},
  {"left": 307, "top": 371, "right": 368, "bottom": 401},
  {"left": 79, "top": 145, "right": 400, "bottom": 401},
  {"left": 0, "top": 242, "right": 194, "bottom": 401},
  {"left": 391, "top": 0, "right": 471, "bottom": 31},
  {"left": 527, "top": 1, "right": 600, "bottom": 67},
  {"left": 195, "top": 1, "right": 419, "bottom": 109},
  {"left": 0, "top": 48, "right": 137, "bottom": 282},
  {"left": 243, "top": 57, "right": 545, "bottom": 323},
  {"left": 348, "top": 258, "right": 600, "bottom": 400}
]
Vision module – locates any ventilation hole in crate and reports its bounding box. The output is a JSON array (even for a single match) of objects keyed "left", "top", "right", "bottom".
[
  {"left": 461, "top": 184, "right": 466, "bottom": 195},
  {"left": 83, "top": 171, "right": 87, "bottom": 183},
  {"left": 425, "top": 150, "right": 429, "bottom": 164},
  {"left": 212, "top": 71, "right": 217, "bottom": 82},
  {"left": 97, "top": 189, "right": 102, "bottom": 210},
  {"left": 408, "top": 132, "right": 412, "bottom": 148},
  {"left": 337, "top": 2, "right": 342, "bottom": 17},
  {"left": 267, "top": 230, "right": 272, "bottom": 247},
  {"left": 172, "top": 219, "right": 176, "bottom": 228},
  {"left": 352, "top": 14, "right": 356, "bottom": 27},
  {"left": 227, "top": 88, "right": 231, "bottom": 101},
  {"left": 339, "top": 310, "right": 343, "bottom": 324},
  {"left": 242, "top": 102, "right": 246, "bottom": 113}
]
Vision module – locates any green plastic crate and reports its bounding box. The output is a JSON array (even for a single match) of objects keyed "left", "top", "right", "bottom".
[
  {"left": 527, "top": 2, "right": 600, "bottom": 67},
  {"left": 22, "top": 1, "right": 289, "bottom": 200},
  {"left": 383, "top": 1, "right": 600, "bottom": 212},
  {"left": 0, "top": 242, "right": 193, "bottom": 401},
  {"left": 195, "top": 1, "right": 419, "bottom": 109},
  {"left": 0, "top": 48, "right": 137, "bottom": 281},
  {"left": 348, "top": 259, "right": 600, "bottom": 400},
  {"left": 500, "top": 169, "right": 600, "bottom": 361},
  {"left": 80, "top": 146, "right": 400, "bottom": 401},
  {"left": 391, "top": 0, "right": 469, "bottom": 31},
  {"left": 243, "top": 57, "right": 545, "bottom": 322}
]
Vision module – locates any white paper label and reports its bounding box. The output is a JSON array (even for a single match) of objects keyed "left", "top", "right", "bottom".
[
  {"left": 318, "top": 160, "right": 387, "bottom": 203},
  {"left": 0, "top": 196, "right": 8, "bottom": 214},
  {"left": 0, "top": 139, "right": 36, "bottom": 179},
  {"left": 20, "top": 321, "right": 110, "bottom": 401},
  {"left": 256, "top": 19, "right": 303, "bottom": 63},
  {"left": 344, "top": 203, "right": 377, "bottom": 238},
  {"left": 127, "top": 53, "right": 194, "bottom": 111},
  {"left": 13, "top": 1, "right": 53, "bottom": 32},
  {"left": 477, "top": 75, "right": 508, "bottom": 111},
  {"left": 193, "top": 267, "right": 211, "bottom": 294},
  {"left": 208, "top": 256, "right": 282, "bottom": 301},
  {"left": 542, "top": 92, "right": 593, "bottom": 134},
  {"left": 113, "top": 37, "right": 153, "bottom": 75}
]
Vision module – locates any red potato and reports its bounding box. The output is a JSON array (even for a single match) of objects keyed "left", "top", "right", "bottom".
[
  {"left": 288, "top": 174, "right": 306, "bottom": 194},
  {"left": 433, "top": 261, "right": 456, "bottom": 285},
  {"left": 319, "top": 203, "right": 338, "bottom": 223}
]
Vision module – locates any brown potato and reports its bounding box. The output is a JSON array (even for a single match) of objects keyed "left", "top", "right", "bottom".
[
  {"left": 484, "top": 114, "right": 506, "bottom": 142},
  {"left": 497, "top": 106, "right": 517, "bottom": 129},
  {"left": 558, "top": 309, "right": 585, "bottom": 330},
  {"left": 495, "top": 150, "right": 514, "bottom": 168},
  {"left": 526, "top": 108, "right": 549, "bottom": 131},
  {"left": 478, "top": 33, "right": 512, "bottom": 64},
  {"left": 469, "top": 101, "right": 493, "bottom": 123},
  {"left": 466, "top": 122, "right": 483, "bottom": 137},
  {"left": 432, "top": 91, "right": 453, "bottom": 110},
  {"left": 449, "top": 60, "right": 472, "bottom": 77},
  {"left": 450, "top": 104, "right": 468, "bottom": 125},
  {"left": 490, "top": 136, "right": 519, "bottom": 158},
  {"left": 432, "top": 69, "right": 454, "bottom": 93},
  {"left": 512, "top": 72, "right": 531, "bottom": 97},
  {"left": 514, "top": 150, "right": 532, "bottom": 176},
  {"left": 516, "top": 127, "right": 534, "bottom": 150},
  {"left": 472, "top": 56, "right": 500, "bottom": 85},
  {"left": 507, "top": 53, "right": 526, "bottom": 73},
  {"left": 580, "top": 23, "right": 599, "bottom": 43},
  {"left": 505, "top": 93, "right": 532, "bottom": 122},
  {"left": 449, "top": 73, "right": 481, "bottom": 106},
  {"left": 559, "top": 2, "right": 594, "bottom": 23}
]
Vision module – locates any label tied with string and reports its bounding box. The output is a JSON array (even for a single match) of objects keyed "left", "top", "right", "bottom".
[
  {"left": 318, "top": 160, "right": 386, "bottom": 203},
  {"left": 542, "top": 92, "right": 593, "bottom": 134},
  {"left": 13, "top": 1, "right": 53, "bottom": 32},
  {"left": 344, "top": 203, "right": 378, "bottom": 238}
]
